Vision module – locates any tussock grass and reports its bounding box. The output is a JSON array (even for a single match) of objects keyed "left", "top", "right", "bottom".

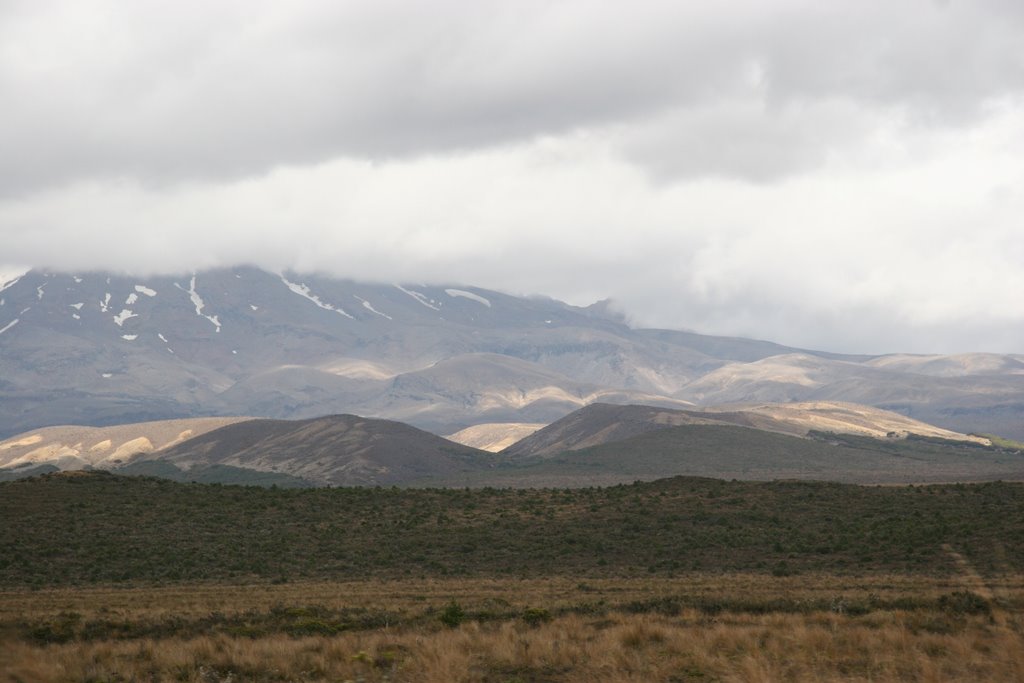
[
  {"left": 3, "top": 609, "right": 1023, "bottom": 682},
  {"left": 2, "top": 575, "right": 1023, "bottom": 681}
]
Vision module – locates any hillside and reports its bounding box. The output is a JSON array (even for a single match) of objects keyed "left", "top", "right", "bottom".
[
  {"left": 502, "top": 401, "right": 987, "bottom": 459},
  {"left": 142, "top": 414, "right": 494, "bottom": 486},
  {"left": 492, "top": 424, "right": 1024, "bottom": 487},
  {"left": 2, "top": 401, "right": 1019, "bottom": 487},
  {"left": 445, "top": 422, "right": 546, "bottom": 451},
  {"left": 501, "top": 403, "right": 728, "bottom": 458},
  {"left": 0, "top": 417, "right": 249, "bottom": 473}
]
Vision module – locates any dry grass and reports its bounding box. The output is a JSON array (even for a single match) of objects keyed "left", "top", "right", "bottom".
[
  {"left": 3, "top": 573, "right": 1023, "bottom": 682},
  {"left": 2, "top": 611, "right": 1022, "bottom": 682}
]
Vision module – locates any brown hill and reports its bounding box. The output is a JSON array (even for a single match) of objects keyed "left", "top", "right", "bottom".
[
  {"left": 501, "top": 404, "right": 730, "bottom": 458},
  {"left": 145, "top": 414, "right": 494, "bottom": 486},
  {"left": 502, "top": 401, "right": 986, "bottom": 459}
]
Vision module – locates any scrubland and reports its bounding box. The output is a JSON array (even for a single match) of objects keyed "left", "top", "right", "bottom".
[{"left": 3, "top": 473, "right": 1024, "bottom": 681}]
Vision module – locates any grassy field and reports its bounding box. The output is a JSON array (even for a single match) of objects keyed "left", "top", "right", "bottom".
[
  {"left": 3, "top": 472, "right": 1024, "bottom": 681},
  {"left": 2, "top": 574, "right": 1022, "bottom": 682}
]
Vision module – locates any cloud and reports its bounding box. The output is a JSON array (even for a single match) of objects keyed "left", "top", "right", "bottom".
[
  {"left": 3, "top": 1, "right": 1023, "bottom": 194},
  {"left": 1, "top": 1, "right": 1023, "bottom": 354}
]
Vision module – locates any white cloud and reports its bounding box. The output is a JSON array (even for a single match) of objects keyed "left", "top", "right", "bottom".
[{"left": 1, "top": 1, "right": 1023, "bottom": 354}]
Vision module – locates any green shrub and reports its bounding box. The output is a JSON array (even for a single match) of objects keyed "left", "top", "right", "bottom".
[
  {"left": 522, "top": 607, "right": 552, "bottom": 627},
  {"left": 440, "top": 600, "right": 465, "bottom": 628}
]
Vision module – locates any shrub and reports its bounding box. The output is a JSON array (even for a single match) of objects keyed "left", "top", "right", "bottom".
[
  {"left": 938, "top": 591, "right": 991, "bottom": 615},
  {"left": 521, "top": 607, "right": 552, "bottom": 627},
  {"left": 439, "top": 600, "right": 465, "bottom": 628}
]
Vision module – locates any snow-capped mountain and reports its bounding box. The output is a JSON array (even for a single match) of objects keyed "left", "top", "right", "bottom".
[{"left": 1, "top": 266, "right": 1022, "bottom": 440}]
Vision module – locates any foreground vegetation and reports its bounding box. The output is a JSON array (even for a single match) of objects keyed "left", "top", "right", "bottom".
[
  {"left": 3, "top": 473, "right": 1024, "bottom": 680},
  {"left": 3, "top": 472, "right": 1024, "bottom": 586},
  {"left": 2, "top": 575, "right": 1022, "bottom": 682}
]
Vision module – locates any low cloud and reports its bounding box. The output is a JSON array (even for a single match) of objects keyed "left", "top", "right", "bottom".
[{"left": 2, "top": 1, "right": 1023, "bottom": 354}]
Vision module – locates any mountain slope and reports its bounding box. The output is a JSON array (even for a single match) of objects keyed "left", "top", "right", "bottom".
[{"left": 2, "top": 266, "right": 1022, "bottom": 440}]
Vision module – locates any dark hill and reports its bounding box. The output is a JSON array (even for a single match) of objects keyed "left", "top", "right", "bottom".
[
  {"left": 146, "top": 414, "right": 493, "bottom": 486},
  {"left": 501, "top": 403, "right": 730, "bottom": 458},
  {"left": 500, "top": 423, "right": 1024, "bottom": 486}
]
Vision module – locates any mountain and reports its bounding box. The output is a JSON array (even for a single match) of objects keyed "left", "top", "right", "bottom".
[
  {"left": 138, "top": 414, "right": 492, "bottom": 486},
  {"left": 1, "top": 266, "right": 1022, "bottom": 440}
]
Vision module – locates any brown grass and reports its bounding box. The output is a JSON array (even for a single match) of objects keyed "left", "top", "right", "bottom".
[{"left": 2, "top": 574, "right": 1023, "bottom": 682}]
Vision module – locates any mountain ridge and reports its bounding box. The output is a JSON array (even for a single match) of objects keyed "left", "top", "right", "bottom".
[{"left": 2, "top": 266, "right": 1022, "bottom": 440}]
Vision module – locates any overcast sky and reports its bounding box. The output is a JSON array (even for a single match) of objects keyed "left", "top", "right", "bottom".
[{"left": 2, "top": 0, "right": 1023, "bottom": 354}]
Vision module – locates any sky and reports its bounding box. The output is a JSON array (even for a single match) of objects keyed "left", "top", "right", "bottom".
[{"left": 1, "top": 0, "right": 1023, "bottom": 355}]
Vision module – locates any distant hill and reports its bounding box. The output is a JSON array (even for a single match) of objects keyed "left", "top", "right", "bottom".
[
  {"left": 501, "top": 401, "right": 986, "bottom": 459},
  {"left": 501, "top": 403, "right": 728, "bottom": 458},
  {"left": 1, "top": 402, "right": 1017, "bottom": 487},
  {"left": 142, "top": 414, "right": 494, "bottom": 486},
  {"left": 0, "top": 417, "right": 249, "bottom": 472},
  {"left": 493, "top": 424, "right": 1024, "bottom": 487},
  {"left": 2, "top": 267, "right": 1022, "bottom": 440}
]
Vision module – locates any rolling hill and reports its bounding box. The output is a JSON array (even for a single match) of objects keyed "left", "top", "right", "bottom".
[
  {"left": 2, "top": 401, "right": 1019, "bottom": 487},
  {"left": 139, "top": 414, "right": 494, "bottom": 486}
]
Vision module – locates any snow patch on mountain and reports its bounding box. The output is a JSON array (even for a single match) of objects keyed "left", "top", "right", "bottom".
[
  {"left": 395, "top": 284, "right": 441, "bottom": 311},
  {"left": 36, "top": 284, "right": 46, "bottom": 300},
  {"left": 121, "top": 334, "right": 138, "bottom": 341},
  {"left": 113, "top": 309, "right": 136, "bottom": 326},
  {"left": 176, "top": 276, "right": 222, "bottom": 332},
  {"left": 135, "top": 285, "right": 157, "bottom": 297},
  {"left": 356, "top": 296, "right": 392, "bottom": 320},
  {"left": 250, "top": 304, "right": 259, "bottom": 311},
  {"left": 0, "top": 319, "right": 18, "bottom": 336},
  {"left": 280, "top": 275, "right": 353, "bottom": 318},
  {"left": 125, "top": 293, "right": 138, "bottom": 305},
  {"left": 0, "top": 273, "right": 25, "bottom": 293},
  {"left": 100, "top": 293, "right": 111, "bottom": 312},
  {"left": 70, "top": 302, "right": 84, "bottom": 310},
  {"left": 446, "top": 288, "right": 491, "bottom": 307}
]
